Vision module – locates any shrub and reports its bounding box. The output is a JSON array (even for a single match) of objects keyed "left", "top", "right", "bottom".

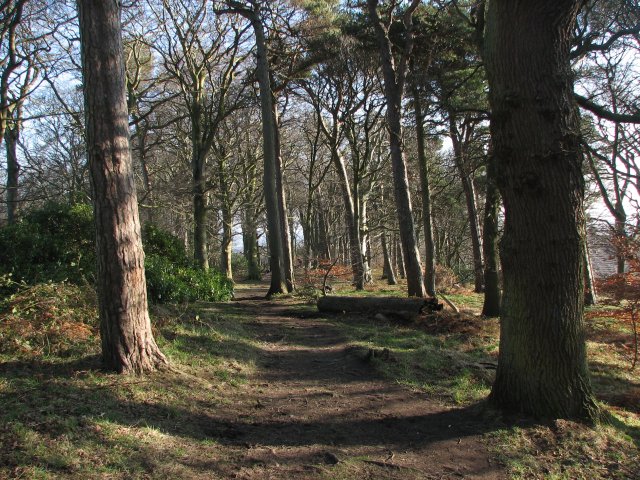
[
  {"left": 145, "top": 256, "right": 234, "bottom": 303},
  {"left": 0, "top": 202, "right": 95, "bottom": 287},
  {"left": 0, "top": 203, "right": 234, "bottom": 304},
  {"left": 142, "top": 223, "right": 190, "bottom": 267},
  {"left": 435, "top": 264, "right": 459, "bottom": 293}
]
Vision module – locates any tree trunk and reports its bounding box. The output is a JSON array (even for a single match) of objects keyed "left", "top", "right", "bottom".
[
  {"left": 316, "top": 201, "right": 331, "bottom": 260},
  {"left": 242, "top": 209, "right": 261, "bottom": 281},
  {"left": 218, "top": 150, "right": 233, "bottom": 280},
  {"left": 381, "top": 233, "right": 397, "bottom": 285},
  {"left": 77, "top": 0, "right": 167, "bottom": 374},
  {"left": 485, "top": 0, "right": 598, "bottom": 420},
  {"left": 191, "top": 91, "right": 209, "bottom": 270},
  {"left": 395, "top": 236, "right": 406, "bottom": 279},
  {"left": 193, "top": 150, "right": 209, "bottom": 270},
  {"left": 583, "top": 236, "right": 597, "bottom": 306},
  {"left": 331, "top": 142, "right": 366, "bottom": 289},
  {"left": 412, "top": 82, "right": 436, "bottom": 296},
  {"left": 250, "top": 14, "right": 287, "bottom": 297},
  {"left": 368, "top": 0, "right": 425, "bottom": 297},
  {"left": 318, "top": 296, "right": 429, "bottom": 314},
  {"left": 614, "top": 204, "right": 626, "bottom": 274},
  {"left": 272, "top": 101, "right": 294, "bottom": 292},
  {"left": 220, "top": 203, "right": 233, "bottom": 281},
  {"left": 449, "top": 115, "right": 484, "bottom": 293},
  {"left": 481, "top": 153, "right": 501, "bottom": 317},
  {"left": 4, "top": 124, "right": 20, "bottom": 224}
]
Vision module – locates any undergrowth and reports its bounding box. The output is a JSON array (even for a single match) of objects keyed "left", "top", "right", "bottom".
[
  {"left": 0, "top": 283, "right": 258, "bottom": 479},
  {"left": 0, "top": 280, "right": 99, "bottom": 358}
]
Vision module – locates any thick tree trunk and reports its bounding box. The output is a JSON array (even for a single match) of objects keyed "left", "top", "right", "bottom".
[
  {"left": 318, "top": 296, "right": 429, "bottom": 314},
  {"left": 250, "top": 15, "right": 287, "bottom": 297},
  {"left": 412, "top": 83, "right": 436, "bottom": 296},
  {"left": 77, "top": 0, "right": 167, "bottom": 374},
  {"left": 385, "top": 103, "right": 425, "bottom": 296},
  {"left": 4, "top": 125, "right": 19, "bottom": 224},
  {"left": 485, "top": 0, "right": 598, "bottom": 420},
  {"left": 481, "top": 154, "right": 501, "bottom": 317}
]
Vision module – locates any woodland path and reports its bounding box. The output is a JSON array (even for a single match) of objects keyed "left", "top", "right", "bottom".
[{"left": 204, "top": 282, "right": 506, "bottom": 479}]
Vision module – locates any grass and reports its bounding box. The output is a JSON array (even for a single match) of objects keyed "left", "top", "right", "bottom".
[
  {"left": 333, "top": 313, "right": 495, "bottom": 405},
  {"left": 0, "top": 286, "right": 262, "bottom": 479},
  {"left": 320, "top": 279, "right": 639, "bottom": 479},
  {"left": 1, "top": 279, "right": 638, "bottom": 479}
]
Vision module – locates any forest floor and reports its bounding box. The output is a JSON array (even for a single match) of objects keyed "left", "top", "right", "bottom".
[
  {"left": 1, "top": 279, "right": 639, "bottom": 479},
  {"left": 189, "top": 282, "right": 505, "bottom": 479}
]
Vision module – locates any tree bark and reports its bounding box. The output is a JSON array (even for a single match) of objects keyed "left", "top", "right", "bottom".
[
  {"left": 485, "top": 0, "right": 598, "bottom": 420},
  {"left": 77, "top": 0, "right": 167, "bottom": 374},
  {"left": 243, "top": 209, "right": 261, "bottom": 281},
  {"left": 395, "top": 235, "right": 406, "bottom": 279},
  {"left": 193, "top": 148, "right": 209, "bottom": 270},
  {"left": 481, "top": 153, "right": 501, "bottom": 317},
  {"left": 584, "top": 236, "right": 597, "bottom": 306},
  {"left": 220, "top": 204, "right": 233, "bottom": 280},
  {"left": 318, "top": 296, "right": 428, "bottom": 314},
  {"left": 249, "top": 13, "right": 287, "bottom": 297},
  {"left": 381, "top": 233, "right": 397, "bottom": 285},
  {"left": 217, "top": 149, "right": 233, "bottom": 280},
  {"left": 4, "top": 124, "right": 19, "bottom": 224},
  {"left": 272, "top": 100, "right": 295, "bottom": 291},
  {"left": 614, "top": 204, "right": 626, "bottom": 274}
]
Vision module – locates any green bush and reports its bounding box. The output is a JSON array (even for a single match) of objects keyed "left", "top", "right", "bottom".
[
  {"left": 145, "top": 256, "right": 234, "bottom": 303},
  {"left": 0, "top": 203, "right": 234, "bottom": 304},
  {"left": 0, "top": 202, "right": 95, "bottom": 286},
  {"left": 142, "top": 223, "right": 190, "bottom": 267}
]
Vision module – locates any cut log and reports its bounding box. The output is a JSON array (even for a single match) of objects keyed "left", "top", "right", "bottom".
[{"left": 317, "top": 296, "right": 441, "bottom": 314}]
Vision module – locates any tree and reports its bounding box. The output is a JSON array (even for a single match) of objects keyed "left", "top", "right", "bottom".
[
  {"left": 485, "top": 0, "right": 598, "bottom": 420},
  {"left": 76, "top": 0, "right": 167, "bottom": 373},
  {"left": 215, "top": 0, "right": 289, "bottom": 296},
  {"left": 150, "top": 0, "right": 248, "bottom": 270},
  {"left": 366, "top": 0, "right": 426, "bottom": 297},
  {"left": 1, "top": 0, "right": 50, "bottom": 223},
  {"left": 300, "top": 40, "right": 384, "bottom": 290}
]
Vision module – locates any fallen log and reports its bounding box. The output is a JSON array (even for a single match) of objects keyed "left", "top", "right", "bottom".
[{"left": 317, "top": 296, "right": 441, "bottom": 315}]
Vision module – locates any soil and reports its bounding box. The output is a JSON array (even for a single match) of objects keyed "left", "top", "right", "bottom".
[{"left": 204, "top": 284, "right": 506, "bottom": 479}]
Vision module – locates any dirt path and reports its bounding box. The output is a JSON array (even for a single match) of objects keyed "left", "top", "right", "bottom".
[{"left": 205, "top": 284, "right": 505, "bottom": 479}]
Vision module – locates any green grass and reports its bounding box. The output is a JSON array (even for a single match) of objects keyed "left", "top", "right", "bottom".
[
  {"left": 333, "top": 314, "right": 494, "bottom": 405},
  {"left": 1, "top": 280, "right": 638, "bottom": 479}
]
